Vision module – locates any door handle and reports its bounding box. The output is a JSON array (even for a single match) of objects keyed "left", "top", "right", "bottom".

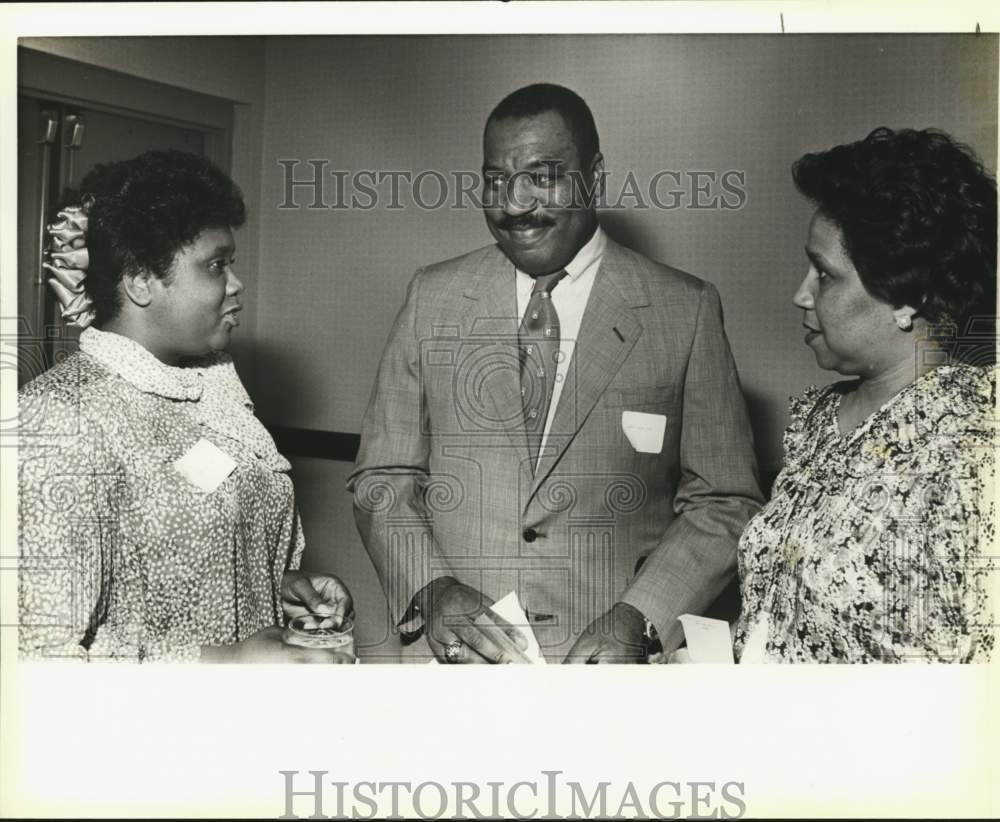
[
  {"left": 62, "top": 113, "right": 86, "bottom": 188},
  {"left": 64, "top": 113, "right": 85, "bottom": 149},
  {"left": 34, "top": 109, "right": 58, "bottom": 292}
]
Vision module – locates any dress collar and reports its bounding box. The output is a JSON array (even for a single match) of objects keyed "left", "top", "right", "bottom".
[
  {"left": 79, "top": 327, "right": 210, "bottom": 402},
  {"left": 79, "top": 327, "right": 286, "bottom": 470}
]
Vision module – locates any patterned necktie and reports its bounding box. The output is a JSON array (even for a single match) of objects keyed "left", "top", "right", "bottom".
[{"left": 519, "top": 269, "right": 568, "bottom": 470}]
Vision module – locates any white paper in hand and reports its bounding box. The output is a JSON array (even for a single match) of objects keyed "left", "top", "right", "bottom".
[
  {"left": 488, "top": 591, "right": 545, "bottom": 664},
  {"left": 428, "top": 591, "right": 546, "bottom": 664},
  {"left": 678, "top": 614, "right": 735, "bottom": 663},
  {"left": 174, "top": 438, "right": 237, "bottom": 493},
  {"left": 621, "top": 411, "right": 667, "bottom": 453}
]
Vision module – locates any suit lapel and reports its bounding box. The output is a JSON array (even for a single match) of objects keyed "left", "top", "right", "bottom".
[
  {"left": 528, "top": 238, "right": 649, "bottom": 503},
  {"left": 460, "top": 248, "right": 533, "bottom": 481}
]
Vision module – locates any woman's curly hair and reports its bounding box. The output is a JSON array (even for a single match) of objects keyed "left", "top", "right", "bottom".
[
  {"left": 61, "top": 150, "right": 246, "bottom": 325},
  {"left": 792, "top": 127, "right": 996, "bottom": 330}
]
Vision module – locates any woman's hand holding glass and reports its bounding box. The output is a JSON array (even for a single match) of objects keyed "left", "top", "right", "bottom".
[
  {"left": 280, "top": 570, "right": 356, "bottom": 661},
  {"left": 199, "top": 572, "right": 356, "bottom": 663},
  {"left": 201, "top": 627, "right": 354, "bottom": 663},
  {"left": 281, "top": 570, "right": 354, "bottom": 624}
]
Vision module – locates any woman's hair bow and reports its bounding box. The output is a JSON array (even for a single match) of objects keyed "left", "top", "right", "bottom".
[{"left": 44, "top": 202, "right": 96, "bottom": 328}]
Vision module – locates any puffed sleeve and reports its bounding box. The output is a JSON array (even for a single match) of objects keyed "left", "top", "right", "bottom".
[
  {"left": 18, "top": 388, "right": 200, "bottom": 663},
  {"left": 895, "top": 455, "right": 995, "bottom": 662},
  {"left": 886, "top": 368, "right": 996, "bottom": 663}
]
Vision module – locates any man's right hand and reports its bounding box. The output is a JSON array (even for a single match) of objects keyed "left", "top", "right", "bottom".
[
  {"left": 200, "top": 626, "right": 354, "bottom": 664},
  {"left": 416, "top": 577, "right": 530, "bottom": 664}
]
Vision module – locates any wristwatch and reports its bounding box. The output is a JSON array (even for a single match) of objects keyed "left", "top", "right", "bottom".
[{"left": 643, "top": 617, "right": 662, "bottom": 656}]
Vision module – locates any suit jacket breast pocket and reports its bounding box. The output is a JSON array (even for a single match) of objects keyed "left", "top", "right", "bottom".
[
  {"left": 586, "top": 384, "right": 676, "bottom": 457},
  {"left": 602, "top": 383, "right": 676, "bottom": 410}
]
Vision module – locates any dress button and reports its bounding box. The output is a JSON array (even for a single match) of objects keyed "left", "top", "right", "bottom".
[{"left": 522, "top": 528, "right": 538, "bottom": 543}]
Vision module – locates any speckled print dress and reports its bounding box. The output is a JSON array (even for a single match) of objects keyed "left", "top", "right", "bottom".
[
  {"left": 18, "top": 328, "right": 304, "bottom": 662},
  {"left": 735, "top": 365, "right": 995, "bottom": 663}
]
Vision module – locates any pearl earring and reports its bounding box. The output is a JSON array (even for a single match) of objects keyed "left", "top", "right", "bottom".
[{"left": 896, "top": 315, "right": 912, "bottom": 331}]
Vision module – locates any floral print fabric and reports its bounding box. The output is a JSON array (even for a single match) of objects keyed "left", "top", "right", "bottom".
[
  {"left": 18, "top": 328, "right": 303, "bottom": 662},
  {"left": 735, "top": 365, "right": 996, "bottom": 663}
]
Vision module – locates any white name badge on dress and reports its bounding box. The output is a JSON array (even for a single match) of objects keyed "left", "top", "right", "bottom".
[
  {"left": 621, "top": 410, "right": 666, "bottom": 453},
  {"left": 174, "top": 438, "right": 237, "bottom": 493}
]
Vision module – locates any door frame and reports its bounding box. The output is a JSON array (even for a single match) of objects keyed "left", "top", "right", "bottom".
[
  {"left": 16, "top": 45, "right": 238, "bottom": 376},
  {"left": 18, "top": 46, "right": 234, "bottom": 170}
]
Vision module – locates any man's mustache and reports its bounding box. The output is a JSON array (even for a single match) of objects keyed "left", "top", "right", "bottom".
[{"left": 494, "top": 216, "right": 555, "bottom": 231}]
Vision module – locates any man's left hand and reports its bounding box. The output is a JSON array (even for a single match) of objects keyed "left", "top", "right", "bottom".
[
  {"left": 281, "top": 570, "right": 354, "bottom": 626},
  {"left": 562, "top": 602, "right": 649, "bottom": 664}
]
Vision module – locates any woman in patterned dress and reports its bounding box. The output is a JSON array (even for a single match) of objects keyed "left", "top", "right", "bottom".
[
  {"left": 735, "top": 127, "right": 996, "bottom": 662},
  {"left": 19, "top": 150, "right": 353, "bottom": 662}
]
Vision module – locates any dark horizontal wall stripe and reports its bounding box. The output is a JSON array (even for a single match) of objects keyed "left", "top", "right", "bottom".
[
  {"left": 265, "top": 424, "right": 780, "bottom": 497},
  {"left": 266, "top": 425, "right": 360, "bottom": 463}
]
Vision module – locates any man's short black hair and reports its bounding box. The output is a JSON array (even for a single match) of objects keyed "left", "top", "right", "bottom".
[{"left": 486, "top": 83, "right": 600, "bottom": 166}]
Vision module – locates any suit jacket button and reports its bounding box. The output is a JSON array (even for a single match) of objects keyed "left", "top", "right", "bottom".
[{"left": 522, "top": 528, "right": 538, "bottom": 543}]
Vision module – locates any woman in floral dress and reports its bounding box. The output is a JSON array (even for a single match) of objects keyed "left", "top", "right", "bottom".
[{"left": 735, "top": 128, "right": 996, "bottom": 662}]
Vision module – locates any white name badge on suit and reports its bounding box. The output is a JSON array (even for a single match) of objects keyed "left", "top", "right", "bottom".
[{"left": 621, "top": 411, "right": 667, "bottom": 453}]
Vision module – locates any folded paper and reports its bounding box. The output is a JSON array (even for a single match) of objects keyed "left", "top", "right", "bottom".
[
  {"left": 429, "top": 590, "right": 545, "bottom": 664},
  {"left": 678, "top": 614, "right": 735, "bottom": 663},
  {"left": 488, "top": 590, "right": 546, "bottom": 663}
]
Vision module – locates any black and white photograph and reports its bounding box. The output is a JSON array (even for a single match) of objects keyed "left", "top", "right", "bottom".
[{"left": 1, "top": 2, "right": 997, "bottom": 818}]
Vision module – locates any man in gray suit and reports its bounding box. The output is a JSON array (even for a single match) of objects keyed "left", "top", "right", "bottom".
[{"left": 349, "top": 83, "right": 763, "bottom": 663}]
